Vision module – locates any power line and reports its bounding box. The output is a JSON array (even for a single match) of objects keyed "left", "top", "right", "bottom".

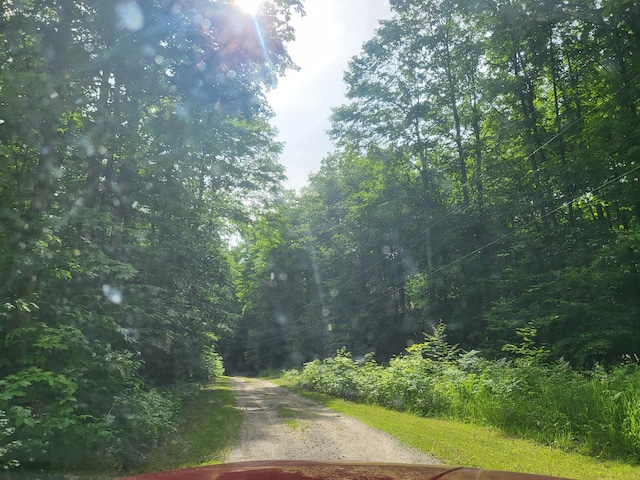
[
  {"left": 248, "top": 71, "right": 640, "bottom": 346},
  {"left": 291, "top": 68, "right": 640, "bottom": 316},
  {"left": 254, "top": 161, "right": 640, "bottom": 346}
]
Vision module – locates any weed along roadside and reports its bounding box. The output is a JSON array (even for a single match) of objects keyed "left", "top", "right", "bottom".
[
  {"left": 275, "top": 327, "right": 640, "bottom": 475},
  {"left": 271, "top": 366, "right": 640, "bottom": 480},
  {"left": 125, "top": 373, "right": 640, "bottom": 480},
  {"left": 124, "top": 377, "right": 242, "bottom": 476}
]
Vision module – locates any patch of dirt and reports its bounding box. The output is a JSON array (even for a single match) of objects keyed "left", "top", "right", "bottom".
[{"left": 226, "top": 377, "right": 438, "bottom": 464}]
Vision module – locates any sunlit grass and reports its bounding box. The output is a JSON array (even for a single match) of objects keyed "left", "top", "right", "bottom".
[
  {"left": 272, "top": 378, "right": 640, "bottom": 480},
  {"left": 276, "top": 405, "right": 300, "bottom": 429},
  {"left": 275, "top": 404, "right": 316, "bottom": 430}
]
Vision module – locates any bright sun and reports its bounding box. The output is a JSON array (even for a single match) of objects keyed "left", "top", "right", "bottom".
[{"left": 235, "top": 0, "right": 263, "bottom": 16}]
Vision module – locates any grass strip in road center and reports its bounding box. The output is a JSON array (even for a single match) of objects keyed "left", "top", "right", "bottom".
[
  {"left": 269, "top": 378, "right": 640, "bottom": 480},
  {"left": 275, "top": 404, "right": 316, "bottom": 430},
  {"left": 276, "top": 405, "right": 301, "bottom": 429}
]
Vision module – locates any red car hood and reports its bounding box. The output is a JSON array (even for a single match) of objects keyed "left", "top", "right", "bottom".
[{"left": 121, "top": 460, "right": 575, "bottom": 480}]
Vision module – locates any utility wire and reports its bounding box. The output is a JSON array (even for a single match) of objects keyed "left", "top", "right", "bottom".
[
  {"left": 250, "top": 72, "right": 640, "bottom": 346},
  {"left": 256, "top": 161, "right": 640, "bottom": 346}
]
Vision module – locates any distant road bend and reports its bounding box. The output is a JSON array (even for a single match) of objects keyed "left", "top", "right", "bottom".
[{"left": 226, "top": 377, "right": 437, "bottom": 464}]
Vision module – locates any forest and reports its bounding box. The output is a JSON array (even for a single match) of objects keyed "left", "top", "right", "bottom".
[
  {"left": 1, "top": 0, "right": 639, "bottom": 474},
  {"left": 231, "top": 0, "right": 640, "bottom": 370}
]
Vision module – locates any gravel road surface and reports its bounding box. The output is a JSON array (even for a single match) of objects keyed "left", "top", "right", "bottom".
[{"left": 226, "top": 377, "right": 438, "bottom": 464}]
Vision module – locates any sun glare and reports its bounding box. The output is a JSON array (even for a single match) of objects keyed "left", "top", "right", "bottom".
[{"left": 235, "top": 0, "right": 263, "bottom": 16}]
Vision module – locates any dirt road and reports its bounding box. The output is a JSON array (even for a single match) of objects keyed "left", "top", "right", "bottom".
[{"left": 226, "top": 377, "right": 438, "bottom": 464}]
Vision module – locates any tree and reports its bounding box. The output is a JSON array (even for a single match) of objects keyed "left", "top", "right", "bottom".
[
  {"left": 0, "top": 0, "right": 302, "bottom": 469},
  {"left": 230, "top": 195, "right": 324, "bottom": 371},
  {"left": 235, "top": 0, "right": 640, "bottom": 367}
]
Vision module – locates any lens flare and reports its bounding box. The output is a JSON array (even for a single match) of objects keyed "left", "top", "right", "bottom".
[{"left": 235, "top": 0, "right": 262, "bottom": 16}]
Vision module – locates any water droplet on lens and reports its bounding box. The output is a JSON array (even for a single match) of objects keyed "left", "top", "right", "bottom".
[
  {"left": 102, "top": 284, "right": 123, "bottom": 304},
  {"left": 115, "top": 1, "right": 144, "bottom": 32}
]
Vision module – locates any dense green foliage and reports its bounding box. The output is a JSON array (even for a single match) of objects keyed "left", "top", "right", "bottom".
[
  {"left": 4, "top": 0, "right": 640, "bottom": 474},
  {"left": 0, "top": 0, "right": 300, "bottom": 472},
  {"left": 234, "top": 0, "right": 640, "bottom": 370},
  {"left": 128, "top": 377, "right": 242, "bottom": 475},
  {"left": 276, "top": 381, "right": 640, "bottom": 480},
  {"left": 285, "top": 325, "right": 640, "bottom": 463}
]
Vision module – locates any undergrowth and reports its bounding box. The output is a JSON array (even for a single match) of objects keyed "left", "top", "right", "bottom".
[
  {"left": 125, "top": 377, "right": 242, "bottom": 475},
  {"left": 284, "top": 323, "right": 640, "bottom": 464}
]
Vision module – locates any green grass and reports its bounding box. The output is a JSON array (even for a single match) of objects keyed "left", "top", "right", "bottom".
[
  {"left": 257, "top": 369, "right": 287, "bottom": 380},
  {"left": 271, "top": 378, "right": 640, "bottom": 480},
  {"left": 276, "top": 404, "right": 316, "bottom": 430},
  {"left": 276, "top": 405, "right": 300, "bottom": 429},
  {"left": 125, "top": 376, "right": 242, "bottom": 475}
]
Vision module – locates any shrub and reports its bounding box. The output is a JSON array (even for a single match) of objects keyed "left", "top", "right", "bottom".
[{"left": 287, "top": 325, "right": 640, "bottom": 462}]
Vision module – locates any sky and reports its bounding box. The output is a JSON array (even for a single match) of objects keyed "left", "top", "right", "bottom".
[{"left": 266, "top": 0, "right": 392, "bottom": 191}]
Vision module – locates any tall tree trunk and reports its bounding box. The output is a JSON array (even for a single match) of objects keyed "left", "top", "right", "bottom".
[
  {"left": 549, "top": 35, "right": 576, "bottom": 227},
  {"left": 467, "top": 67, "right": 484, "bottom": 216},
  {"left": 443, "top": 31, "right": 470, "bottom": 209},
  {"left": 85, "top": 70, "right": 113, "bottom": 209},
  {"left": 513, "top": 51, "right": 549, "bottom": 227},
  {"left": 414, "top": 119, "right": 437, "bottom": 318}
]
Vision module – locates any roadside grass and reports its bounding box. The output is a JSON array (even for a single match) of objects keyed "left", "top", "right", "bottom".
[
  {"left": 125, "top": 376, "right": 242, "bottom": 476},
  {"left": 271, "top": 378, "right": 640, "bottom": 480},
  {"left": 257, "top": 369, "right": 285, "bottom": 380}
]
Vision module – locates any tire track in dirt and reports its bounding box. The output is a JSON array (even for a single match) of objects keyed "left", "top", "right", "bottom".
[{"left": 226, "top": 377, "right": 438, "bottom": 464}]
